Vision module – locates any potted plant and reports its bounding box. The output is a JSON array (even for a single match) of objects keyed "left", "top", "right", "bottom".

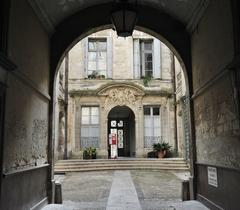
[
  {"left": 83, "top": 147, "right": 97, "bottom": 159},
  {"left": 141, "top": 74, "right": 152, "bottom": 87},
  {"left": 88, "top": 71, "right": 98, "bottom": 79},
  {"left": 153, "top": 141, "right": 172, "bottom": 158}
]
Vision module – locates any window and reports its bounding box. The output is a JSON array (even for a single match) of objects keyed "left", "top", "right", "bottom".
[
  {"left": 144, "top": 106, "right": 161, "bottom": 148},
  {"left": 140, "top": 40, "right": 153, "bottom": 77},
  {"left": 133, "top": 38, "right": 160, "bottom": 79},
  {"left": 87, "top": 38, "right": 107, "bottom": 77},
  {"left": 81, "top": 107, "right": 99, "bottom": 148}
]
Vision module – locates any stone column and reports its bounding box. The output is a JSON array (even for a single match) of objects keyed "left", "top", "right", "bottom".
[
  {"left": 74, "top": 101, "right": 81, "bottom": 151},
  {"left": 98, "top": 96, "right": 108, "bottom": 158},
  {"left": 134, "top": 101, "right": 144, "bottom": 158}
]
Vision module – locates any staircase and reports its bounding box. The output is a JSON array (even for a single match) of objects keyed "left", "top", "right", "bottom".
[{"left": 54, "top": 158, "right": 189, "bottom": 174}]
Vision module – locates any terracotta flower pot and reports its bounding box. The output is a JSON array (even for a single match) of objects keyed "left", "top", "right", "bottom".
[{"left": 157, "top": 150, "right": 166, "bottom": 158}]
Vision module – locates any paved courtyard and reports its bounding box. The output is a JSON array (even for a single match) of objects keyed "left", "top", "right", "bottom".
[{"left": 43, "top": 170, "right": 209, "bottom": 210}]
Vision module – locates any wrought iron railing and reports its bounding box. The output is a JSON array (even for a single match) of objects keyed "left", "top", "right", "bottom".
[
  {"left": 144, "top": 136, "right": 163, "bottom": 148},
  {"left": 80, "top": 137, "right": 99, "bottom": 148}
]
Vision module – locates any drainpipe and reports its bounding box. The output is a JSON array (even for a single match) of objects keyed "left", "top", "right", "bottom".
[
  {"left": 64, "top": 54, "right": 69, "bottom": 159},
  {"left": 171, "top": 53, "right": 178, "bottom": 155}
]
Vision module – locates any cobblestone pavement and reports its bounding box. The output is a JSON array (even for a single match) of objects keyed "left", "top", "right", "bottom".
[{"left": 43, "top": 170, "right": 209, "bottom": 210}]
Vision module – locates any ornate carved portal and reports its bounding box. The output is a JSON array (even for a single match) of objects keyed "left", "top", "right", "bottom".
[
  {"left": 97, "top": 84, "right": 145, "bottom": 157},
  {"left": 98, "top": 84, "right": 145, "bottom": 109}
]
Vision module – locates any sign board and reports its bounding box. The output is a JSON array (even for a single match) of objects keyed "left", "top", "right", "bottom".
[
  {"left": 111, "top": 145, "right": 118, "bottom": 158},
  {"left": 112, "top": 134, "right": 117, "bottom": 145},
  {"left": 118, "top": 129, "right": 123, "bottom": 148},
  {"left": 207, "top": 166, "right": 218, "bottom": 187},
  {"left": 109, "top": 134, "right": 112, "bottom": 145}
]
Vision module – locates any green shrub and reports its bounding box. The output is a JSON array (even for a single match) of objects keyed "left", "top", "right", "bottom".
[
  {"left": 153, "top": 141, "right": 172, "bottom": 152},
  {"left": 83, "top": 147, "right": 96, "bottom": 159}
]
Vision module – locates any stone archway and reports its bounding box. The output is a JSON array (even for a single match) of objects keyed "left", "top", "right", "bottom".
[{"left": 108, "top": 106, "right": 135, "bottom": 157}]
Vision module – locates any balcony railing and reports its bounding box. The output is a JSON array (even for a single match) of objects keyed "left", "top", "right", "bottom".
[
  {"left": 144, "top": 136, "right": 163, "bottom": 148},
  {"left": 80, "top": 137, "right": 99, "bottom": 148}
]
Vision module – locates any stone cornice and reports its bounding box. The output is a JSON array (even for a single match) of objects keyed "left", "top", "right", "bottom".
[
  {"left": 69, "top": 82, "right": 173, "bottom": 98},
  {"left": 97, "top": 82, "right": 145, "bottom": 96}
]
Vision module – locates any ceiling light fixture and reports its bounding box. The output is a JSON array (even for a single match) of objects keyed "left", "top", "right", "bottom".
[{"left": 111, "top": 0, "right": 138, "bottom": 37}]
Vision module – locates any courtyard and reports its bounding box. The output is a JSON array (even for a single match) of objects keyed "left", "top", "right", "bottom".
[{"left": 43, "top": 170, "right": 208, "bottom": 210}]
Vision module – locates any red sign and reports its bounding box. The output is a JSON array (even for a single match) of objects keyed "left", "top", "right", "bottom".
[{"left": 112, "top": 134, "right": 117, "bottom": 145}]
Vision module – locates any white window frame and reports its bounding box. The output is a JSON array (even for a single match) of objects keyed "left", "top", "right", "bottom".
[
  {"left": 87, "top": 38, "right": 107, "bottom": 76},
  {"left": 80, "top": 106, "right": 100, "bottom": 148},
  {"left": 143, "top": 106, "right": 161, "bottom": 148},
  {"left": 84, "top": 37, "right": 113, "bottom": 79},
  {"left": 140, "top": 39, "right": 154, "bottom": 77},
  {"left": 133, "top": 38, "right": 161, "bottom": 79}
]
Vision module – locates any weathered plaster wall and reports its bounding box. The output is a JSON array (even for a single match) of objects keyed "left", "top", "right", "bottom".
[
  {"left": 192, "top": 0, "right": 240, "bottom": 168},
  {"left": 69, "top": 41, "right": 84, "bottom": 79},
  {"left": 4, "top": 75, "right": 48, "bottom": 172},
  {"left": 113, "top": 35, "right": 133, "bottom": 79},
  {"left": 194, "top": 76, "right": 240, "bottom": 167},
  {"left": 4, "top": 0, "right": 50, "bottom": 173},
  {"left": 2, "top": 0, "right": 50, "bottom": 209},
  {"left": 161, "top": 43, "right": 173, "bottom": 80}
]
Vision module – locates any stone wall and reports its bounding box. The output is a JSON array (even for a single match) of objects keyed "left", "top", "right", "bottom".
[
  {"left": 1, "top": 0, "right": 50, "bottom": 209},
  {"left": 4, "top": 0, "right": 50, "bottom": 173},
  {"left": 192, "top": 0, "right": 239, "bottom": 169},
  {"left": 68, "top": 29, "right": 173, "bottom": 80},
  {"left": 191, "top": 0, "right": 240, "bottom": 208}
]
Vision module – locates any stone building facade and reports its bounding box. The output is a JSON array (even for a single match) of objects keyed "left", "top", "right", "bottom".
[{"left": 55, "top": 30, "right": 187, "bottom": 159}]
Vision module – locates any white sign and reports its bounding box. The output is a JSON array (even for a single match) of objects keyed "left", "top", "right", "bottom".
[
  {"left": 207, "top": 166, "right": 218, "bottom": 187},
  {"left": 109, "top": 134, "right": 112, "bottom": 145},
  {"left": 118, "top": 130, "right": 124, "bottom": 148},
  {"left": 111, "top": 145, "right": 118, "bottom": 158}
]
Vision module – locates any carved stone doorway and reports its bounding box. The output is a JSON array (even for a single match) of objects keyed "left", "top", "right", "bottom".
[{"left": 108, "top": 106, "right": 135, "bottom": 158}]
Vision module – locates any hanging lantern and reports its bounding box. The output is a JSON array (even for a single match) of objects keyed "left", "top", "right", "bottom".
[{"left": 111, "top": 0, "right": 138, "bottom": 37}]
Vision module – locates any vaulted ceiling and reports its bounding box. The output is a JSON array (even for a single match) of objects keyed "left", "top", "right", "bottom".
[{"left": 29, "top": 0, "right": 209, "bottom": 34}]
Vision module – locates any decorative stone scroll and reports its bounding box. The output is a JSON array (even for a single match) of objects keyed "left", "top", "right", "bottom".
[{"left": 98, "top": 84, "right": 144, "bottom": 106}]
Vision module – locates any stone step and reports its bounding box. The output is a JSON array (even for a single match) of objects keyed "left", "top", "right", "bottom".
[
  {"left": 55, "top": 164, "right": 188, "bottom": 171},
  {"left": 55, "top": 159, "right": 187, "bottom": 165},
  {"left": 54, "top": 158, "right": 189, "bottom": 173},
  {"left": 55, "top": 162, "right": 188, "bottom": 167},
  {"left": 55, "top": 163, "right": 188, "bottom": 168},
  {"left": 55, "top": 166, "right": 189, "bottom": 173},
  {"left": 56, "top": 158, "right": 186, "bottom": 162}
]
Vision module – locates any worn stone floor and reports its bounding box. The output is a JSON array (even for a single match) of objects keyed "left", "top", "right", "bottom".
[{"left": 42, "top": 170, "right": 209, "bottom": 210}]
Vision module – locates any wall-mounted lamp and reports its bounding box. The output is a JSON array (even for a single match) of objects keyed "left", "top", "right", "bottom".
[{"left": 111, "top": 0, "right": 138, "bottom": 37}]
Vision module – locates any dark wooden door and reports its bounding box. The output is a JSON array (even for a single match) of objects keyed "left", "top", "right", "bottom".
[{"left": 108, "top": 118, "right": 130, "bottom": 157}]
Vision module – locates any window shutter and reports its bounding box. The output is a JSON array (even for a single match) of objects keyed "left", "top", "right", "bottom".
[
  {"left": 153, "top": 38, "right": 161, "bottom": 78},
  {"left": 83, "top": 38, "right": 88, "bottom": 78},
  {"left": 107, "top": 37, "right": 113, "bottom": 78},
  {"left": 133, "top": 39, "right": 140, "bottom": 79}
]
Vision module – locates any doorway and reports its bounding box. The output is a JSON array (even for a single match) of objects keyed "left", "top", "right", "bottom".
[{"left": 108, "top": 106, "right": 135, "bottom": 157}]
